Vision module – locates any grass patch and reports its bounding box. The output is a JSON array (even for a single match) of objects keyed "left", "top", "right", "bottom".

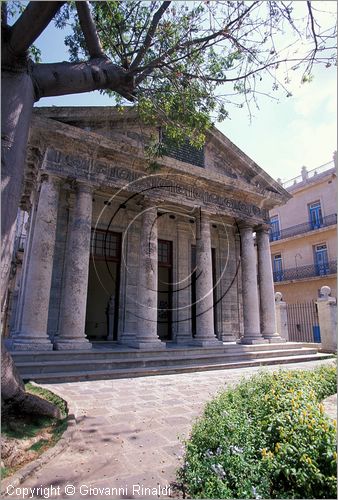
[
  {"left": 1, "top": 384, "right": 68, "bottom": 479},
  {"left": 178, "top": 364, "right": 337, "bottom": 499}
]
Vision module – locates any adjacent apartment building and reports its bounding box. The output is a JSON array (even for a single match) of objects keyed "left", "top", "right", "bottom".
[{"left": 269, "top": 156, "right": 337, "bottom": 304}]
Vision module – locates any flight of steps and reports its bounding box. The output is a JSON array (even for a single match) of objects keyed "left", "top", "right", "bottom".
[{"left": 10, "top": 342, "right": 334, "bottom": 383}]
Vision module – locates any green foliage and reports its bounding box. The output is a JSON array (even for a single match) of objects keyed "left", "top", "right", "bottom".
[
  {"left": 1, "top": 466, "right": 10, "bottom": 479},
  {"left": 53, "top": 1, "right": 336, "bottom": 148},
  {"left": 179, "top": 364, "right": 337, "bottom": 499},
  {"left": 29, "top": 438, "right": 49, "bottom": 452}
]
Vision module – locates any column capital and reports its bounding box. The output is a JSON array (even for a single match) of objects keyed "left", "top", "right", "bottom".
[
  {"left": 256, "top": 223, "right": 270, "bottom": 235},
  {"left": 237, "top": 220, "right": 254, "bottom": 232},
  {"left": 76, "top": 180, "right": 94, "bottom": 195},
  {"left": 40, "top": 173, "right": 62, "bottom": 186}
]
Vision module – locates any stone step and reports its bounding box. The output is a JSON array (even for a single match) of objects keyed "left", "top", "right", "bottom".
[
  {"left": 10, "top": 341, "right": 320, "bottom": 363},
  {"left": 14, "top": 347, "right": 320, "bottom": 374},
  {"left": 18, "top": 353, "right": 334, "bottom": 384}
]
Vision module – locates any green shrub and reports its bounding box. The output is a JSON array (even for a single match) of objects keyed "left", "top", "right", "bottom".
[{"left": 178, "top": 364, "right": 337, "bottom": 499}]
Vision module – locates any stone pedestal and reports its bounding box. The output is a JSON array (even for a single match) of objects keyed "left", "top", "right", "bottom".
[
  {"left": 54, "top": 182, "right": 93, "bottom": 350},
  {"left": 316, "top": 286, "right": 337, "bottom": 353},
  {"left": 256, "top": 225, "right": 284, "bottom": 342},
  {"left": 275, "top": 292, "right": 288, "bottom": 341},
  {"left": 193, "top": 212, "right": 221, "bottom": 346},
  {"left": 238, "top": 223, "right": 266, "bottom": 344},
  {"left": 133, "top": 203, "right": 165, "bottom": 349},
  {"left": 13, "top": 175, "right": 60, "bottom": 350}
]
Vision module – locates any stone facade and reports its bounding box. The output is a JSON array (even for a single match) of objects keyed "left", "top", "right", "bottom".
[{"left": 6, "top": 107, "right": 290, "bottom": 351}]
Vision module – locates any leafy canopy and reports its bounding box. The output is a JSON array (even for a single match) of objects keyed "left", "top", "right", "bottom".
[{"left": 7, "top": 1, "right": 338, "bottom": 146}]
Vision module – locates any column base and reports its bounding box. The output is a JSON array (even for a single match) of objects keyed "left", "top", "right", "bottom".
[
  {"left": 54, "top": 339, "right": 92, "bottom": 350},
  {"left": 191, "top": 338, "right": 223, "bottom": 347},
  {"left": 220, "top": 332, "right": 237, "bottom": 343},
  {"left": 237, "top": 336, "right": 268, "bottom": 345},
  {"left": 175, "top": 334, "right": 193, "bottom": 344},
  {"left": 263, "top": 334, "right": 286, "bottom": 343},
  {"left": 118, "top": 332, "right": 137, "bottom": 346},
  {"left": 12, "top": 335, "right": 53, "bottom": 351},
  {"left": 130, "top": 340, "right": 166, "bottom": 350}
]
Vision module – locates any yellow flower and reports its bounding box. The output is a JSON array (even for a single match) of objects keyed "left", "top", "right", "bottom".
[
  {"left": 333, "top": 452, "right": 337, "bottom": 461},
  {"left": 318, "top": 403, "right": 325, "bottom": 414},
  {"left": 275, "top": 443, "right": 281, "bottom": 452}
]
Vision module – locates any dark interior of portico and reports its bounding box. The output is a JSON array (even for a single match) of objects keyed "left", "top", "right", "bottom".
[{"left": 85, "top": 230, "right": 121, "bottom": 340}]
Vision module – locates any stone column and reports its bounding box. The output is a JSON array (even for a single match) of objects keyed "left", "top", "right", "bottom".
[
  {"left": 316, "top": 286, "right": 337, "bottom": 353},
  {"left": 175, "top": 220, "right": 193, "bottom": 343},
  {"left": 133, "top": 202, "right": 164, "bottom": 349},
  {"left": 13, "top": 175, "right": 60, "bottom": 350},
  {"left": 54, "top": 182, "right": 93, "bottom": 350},
  {"left": 275, "top": 292, "right": 288, "bottom": 341},
  {"left": 238, "top": 222, "right": 266, "bottom": 344},
  {"left": 256, "top": 225, "right": 284, "bottom": 342},
  {"left": 118, "top": 211, "right": 139, "bottom": 346},
  {"left": 217, "top": 228, "right": 236, "bottom": 342},
  {"left": 194, "top": 211, "right": 221, "bottom": 346}
]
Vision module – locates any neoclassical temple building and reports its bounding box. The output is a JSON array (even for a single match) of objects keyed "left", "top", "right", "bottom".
[{"left": 7, "top": 107, "right": 291, "bottom": 354}]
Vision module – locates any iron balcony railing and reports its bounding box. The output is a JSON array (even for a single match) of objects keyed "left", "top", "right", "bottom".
[
  {"left": 273, "top": 260, "right": 337, "bottom": 282},
  {"left": 269, "top": 213, "right": 337, "bottom": 242}
]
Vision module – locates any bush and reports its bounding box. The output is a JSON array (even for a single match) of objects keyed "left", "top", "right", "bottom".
[{"left": 178, "top": 364, "right": 337, "bottom": 499}]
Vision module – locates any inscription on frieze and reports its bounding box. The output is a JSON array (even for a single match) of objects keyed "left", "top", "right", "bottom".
[{"left": 44, "top": 149, "right": 268, "bottom": 221}]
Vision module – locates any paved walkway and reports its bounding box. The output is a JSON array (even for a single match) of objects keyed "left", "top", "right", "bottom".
[{"left": 2, "top": 359, "right": 335, "bottom": 500}]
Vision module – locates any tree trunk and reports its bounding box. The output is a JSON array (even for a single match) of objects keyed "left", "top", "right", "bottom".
[
  {"left": 1, "top": 69, "right": 35, "bottom": 310},
  {"left": 1, "top": 338, "right": 61, "bottom": 418},
  {"left": 1, "top": 70, "right": 62, "bottom": 420}
]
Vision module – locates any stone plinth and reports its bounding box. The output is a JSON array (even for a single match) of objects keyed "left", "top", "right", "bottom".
[
  {"left": 316, "top": 286, "right": 337, "bottom": 353},
  {"left": 274, "top": 292, "right": 288, "bottom": 341}
]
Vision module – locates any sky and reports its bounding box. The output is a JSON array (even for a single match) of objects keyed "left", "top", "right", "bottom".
[{"left": 33, "top": 1, "right": 337, "bottom": 184}]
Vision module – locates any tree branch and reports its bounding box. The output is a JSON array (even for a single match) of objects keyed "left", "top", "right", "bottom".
[
  {"left": 130, "top": 1, "right": 261, "bottom": 79},
  {"left": 8, "top": 1, "right": 65, "bottom": 55},
  {"left": 169, "top": 56, "right": 329, "bottom": 84},
  {"left": 31, "top": 58, "right": 135, "bottom": 101},
  {"left": 307, "top": 1, "right": 318, "bottom": 53},
  {"left": 75, "top": 1, "right": 105, "bottom": 59},
  {"left": 130, "top": 1, "right": 171, "bottom": 70},
  {"left": 1, "top": 1, "right": 8, "bottom": 26}
]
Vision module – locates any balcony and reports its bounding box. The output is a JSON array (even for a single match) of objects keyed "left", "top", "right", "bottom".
[
  {"left": 269, "top": 213, "right": 337, "bottom": 242},
  {"left": 273, "top": 260, "right": 337, "bottom": 282}
]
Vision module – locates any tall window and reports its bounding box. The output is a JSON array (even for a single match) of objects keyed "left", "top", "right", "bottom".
[
  {"left": 90, "top": 230, "right": 121, "bottom": 261},
  {"left": 314, "top": 243, "right": 329, "bottom": 275},
  {"left": 309, "top": 201, "right": 323, "bottom": 229},
  {"left": 270, "top": 215, "right": 281, "bottom": 241},
  {"left": 273, "top": 254, "right": 283, "bottom": 281}
]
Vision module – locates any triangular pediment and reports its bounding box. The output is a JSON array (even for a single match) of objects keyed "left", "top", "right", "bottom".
[{"left": 32, "top": 106, "right": 291, "bottom": 208}]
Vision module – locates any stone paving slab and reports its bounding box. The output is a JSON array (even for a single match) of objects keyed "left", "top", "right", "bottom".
[
  {"left": 1, "top": 359, "right": 335, "bottom": 500},
  {"left": 323, "top": 393, "right": 337, "bottom": 421}
]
